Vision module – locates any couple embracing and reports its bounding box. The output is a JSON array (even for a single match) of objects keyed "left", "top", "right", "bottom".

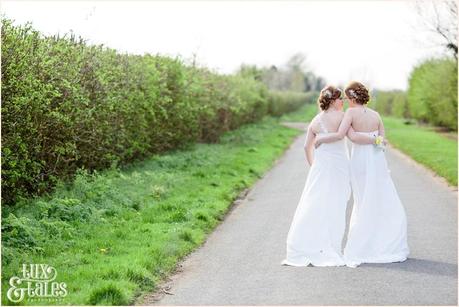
[{"left": 281, "top": 81, "right": 410, "bottom": 268}]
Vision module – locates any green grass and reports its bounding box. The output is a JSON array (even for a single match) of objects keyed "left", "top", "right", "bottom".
[
  {"left": 278, "top": 102, "right": 319, "bottom": 122},
  {"left": 2, "top": 102, "right": 456, "bottom": 306},
  {"left": 281, "top": 104, "right": 458, "bottom": 186},
  {"left": 382, "top": 116, "right": 457, "bottom": 186},
  {"left": 1, "top": 114, "right": 304, "bottom": 306}
]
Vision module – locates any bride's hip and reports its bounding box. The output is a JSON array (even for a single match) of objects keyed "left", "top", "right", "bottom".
[
  {"left": 315, "top": 146, "right": 348, "bottom": 156},
  {"left": 314, "top": 152, "right": 349, "bottom": 160},
  {"left": 313, "top": 155, "right": 350, "bottom": 169}
]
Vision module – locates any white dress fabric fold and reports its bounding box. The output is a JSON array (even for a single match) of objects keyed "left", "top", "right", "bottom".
[
  {"left": 343, "top": 130, "right": 410, "bottom": 268},
  {"left": 282, "top": 114, "right": 351, "bottom": 267}
]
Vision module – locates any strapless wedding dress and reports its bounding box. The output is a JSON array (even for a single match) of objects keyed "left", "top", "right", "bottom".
[
  {"left": 343, "top": 130, "right": 410, "bottom": 268},
  {"left": 281, "top": 117, "right": 351, "bottom": 267}
]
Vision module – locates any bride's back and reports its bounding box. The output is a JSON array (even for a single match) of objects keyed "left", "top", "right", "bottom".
[
  {"left": 310, "top": 110, "right": 344, "bottom": 134},
  {"left": 349, "top": 107, "right": 380, "bottom": 132}
]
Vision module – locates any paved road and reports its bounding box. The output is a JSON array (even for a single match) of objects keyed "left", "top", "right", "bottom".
[{"left": 139, "top": 122, "right": 457, "bottom": 306}]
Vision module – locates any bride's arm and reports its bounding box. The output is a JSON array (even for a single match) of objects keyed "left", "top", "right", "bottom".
[
  {"left": 377, "top": 114, "right": 388, "bottom": 146},
  {"left": 347, "top": 126, "right": 376, "bottom": 144},
  {"left": 304, "top": 125, "right": 315, "bottom": 166},
  {"left": 314, "top": 110, "right": 353, "bottom": 146},
  {"left": 378, "top": 114, "right": 386, "bottom": 138}
]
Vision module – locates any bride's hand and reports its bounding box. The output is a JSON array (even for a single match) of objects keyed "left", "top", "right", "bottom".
[
  {"left": 314, "top": 137, "right": 322, "bottom": 148},
  {"left": 374, "top": 135, "right": 388, "bottom": 146}
]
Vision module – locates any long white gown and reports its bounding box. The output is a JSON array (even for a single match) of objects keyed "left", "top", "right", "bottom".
[
  {"left": 343, "top": 130, "right": 410, "bottom": 268},
  {"left": 281, "top": 114, "right": 351, "bottom": 266}
]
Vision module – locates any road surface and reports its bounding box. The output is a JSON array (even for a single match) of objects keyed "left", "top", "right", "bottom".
[{"left": 138, "top": 122, "right": 457, "bottom": 306}]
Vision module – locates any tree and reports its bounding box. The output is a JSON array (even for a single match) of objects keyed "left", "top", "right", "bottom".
[
  {"left": 236, "top": 64, "right": 263, "bottom": 81},
  {"left": 413, "top": 0, "right": 458, "bottom": 59},
  {"left": 236, "top": 53, "right": 326, "bottom": 92}
]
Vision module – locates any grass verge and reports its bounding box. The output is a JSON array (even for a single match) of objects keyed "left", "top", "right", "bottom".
[
  {"left": 1, "top": 113, "right": 304, "bottom": 305},
  {"left": 382, "top": 116, "right": 457, "bottom": 186}
]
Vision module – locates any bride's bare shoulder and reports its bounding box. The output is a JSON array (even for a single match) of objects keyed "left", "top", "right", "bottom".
[
  {"left": 310, "top": 112, "right": 321, "bottom": 122},
  {"left": 344, "top": 108, "right": 356, "bottom": 116},
  {"left": 307, "top": 113, "right": 321, "bottom": 131},
  {"left": 368, "top": 107, "right": 381, "bottom": 117}
]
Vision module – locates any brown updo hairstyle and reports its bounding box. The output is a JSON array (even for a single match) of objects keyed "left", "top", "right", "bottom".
[
  {"left": 317, "top": 85, "right": 341, "bottom": 110},
  {"left": 345, "top": 81, "right": 370, "bottom": 105}
]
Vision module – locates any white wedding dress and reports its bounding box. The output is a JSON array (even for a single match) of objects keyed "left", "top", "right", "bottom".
[
  {"left": 281, "top": 114, "right": 351, "bottom": 266},
  {"left": 343, "top": 130, "right": 410, "bottom": 268}
]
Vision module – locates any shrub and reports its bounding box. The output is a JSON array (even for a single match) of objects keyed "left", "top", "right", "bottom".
[
  {"left": 1, "top": 17, "right": 315, "bottom": 205},
  {"left": 407, "top": 57, "right": 457, "bottom": 130},
  {"left": 372, "top": 90, "right": 409, "bottom": 118}
]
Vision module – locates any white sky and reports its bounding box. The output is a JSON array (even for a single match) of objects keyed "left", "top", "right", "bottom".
[{"left": 1, "top": 0, "right": 449, "bottom": 90}]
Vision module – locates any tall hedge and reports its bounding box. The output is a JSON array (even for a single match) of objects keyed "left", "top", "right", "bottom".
[
  {"left": 1, "top": 18, "right": 314, "bottom": 206},
  {"left": 407, "top": 57, "right": 458, "bottom": 130},
  {"left": 373, "top": 90, "right": 409, "bottom": 118}
]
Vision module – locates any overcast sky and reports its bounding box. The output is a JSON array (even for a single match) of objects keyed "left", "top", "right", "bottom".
[{"left": 1, "top": 0, "right": 449, "bottom": 90}]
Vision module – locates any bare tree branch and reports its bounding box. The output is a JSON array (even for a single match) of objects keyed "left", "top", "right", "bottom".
[{"left": 413, "top": 0, "right": 458, "bottom": 59}]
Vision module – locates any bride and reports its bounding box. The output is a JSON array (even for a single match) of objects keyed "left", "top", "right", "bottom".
[
  {"left": 281, "top": 85, "right": 375, "bottom": 267},
  {"left": 314, "top": 81, "right": 410, "bottom": 268}
]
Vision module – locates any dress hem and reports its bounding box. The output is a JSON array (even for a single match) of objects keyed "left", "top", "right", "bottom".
[
  {"left": 344, "top": 253, "right": 409, "bottom": 268},
  {"left": 280, "top": 259, "right": 346, "bottom": 267}
]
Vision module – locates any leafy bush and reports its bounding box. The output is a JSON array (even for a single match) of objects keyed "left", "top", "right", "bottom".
[
  {"left": 1, "top": 214, "right": 40, "bottom": 254},
  {"left": 372, "top": 90, "right": 409, "bottom": 118},
  {"left": 267, "top": 91, "right": 318, "bottom": 116},
  {"left": 407, "top": 57, "right": 457, "bottom": 130},
  {"left": 1, "top": 17, "right": 314, "bottom": 206}
]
